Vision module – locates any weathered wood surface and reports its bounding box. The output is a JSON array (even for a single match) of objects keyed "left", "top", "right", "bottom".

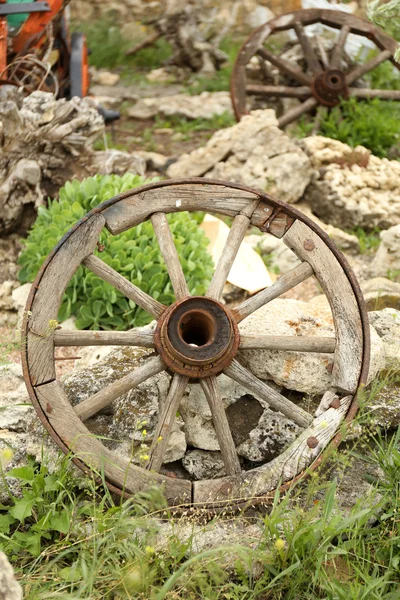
[
  {"left": 75, "top": 355, "right": 165, "bottom": 422},
  {"left": 278, "top": 97, "right": 317, "bottom": 128},
  {"left": 193, "top": 395, "right": 352, "bottom": 503},
  {"left": 284, "top": 220, "right": 363, "bottom": 393},
  {"left": 35, "top": 380, "right": 190, "bottom": 503},
  {"left": 54, "top": 329, "right": 154, "bottom": 347},
  {"left": 224, "top": 359, "right": 313, "bottom": 428},
  {"left": 256, "top": 47, "right": 311, "bottom": 86},
  {"left": 200, "top": 376, "right": 242, "bottom": 476},
  {"left": 83, "top": 254, "right": 165, "bottom": 319},
  {"left": 233, "top": 261, "right": 313, "bottom": 323},
  {"left": 207, "top": 213, "right": 253, "bottom": 301},
  {"left": 293, "top": 21, "right": 322, "bottom": 75},
  {"left": 146, "top": 374, "right": 189, "bottom": 473},
  {"left": 151, "top": 212, "right": 190, "bottom": 300},
  {"left": 315, "top": 387, "right": 339, "bottom": 417},
  {"left": 330, "top": 24, "right": 350, "bottom": 69},
  {"left": 246, "top": 84, "right": 311, "bottom": 98},
  {"left": 102, "top": 184, "right": 259, "bottom": 235},
  {"left": 349, "top": 88, "right": 400, "bottom": 100},
  {"left": 27, "top": 215, "right": 105, "bottom": 386},
  {"left": 239, "top": 335, "right": 335, "bottom": 353},
  {"left": 346, "top": 49, "right": 392, "bottom": 85}
]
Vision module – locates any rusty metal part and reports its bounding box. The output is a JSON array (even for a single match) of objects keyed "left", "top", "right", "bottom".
[
  {"left": 154, "top": 296, "right": 240, "bottom": 378},
  {"left": 259, "top": 207, "right": 294, "bottom": 238},
  {"left": 303, "top": 238, "right": 315, "bottom": 251},
  {"left": 21, "top": 177, "right": 370, "bottom": 511},
  {"left": 311, "top": 69, "right": 348, "bottom": 107}
]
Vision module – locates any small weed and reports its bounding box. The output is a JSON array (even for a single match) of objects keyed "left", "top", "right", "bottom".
[
  {"left": 92, "top": 132, "right": 127, "bottom": 152},
  {"left": 346, "top": 227, "right": 381, "bottom": 254},
  {"left": 387, "top": 268, "right": 400, "bottom": 281}
]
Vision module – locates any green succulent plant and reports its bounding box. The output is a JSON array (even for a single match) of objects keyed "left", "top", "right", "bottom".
[{"left": 18, "top": 174, "right": 214, "bottom": 330}]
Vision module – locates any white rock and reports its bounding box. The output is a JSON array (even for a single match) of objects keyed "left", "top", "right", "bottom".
[
  {"left": 0, "top": 552, "right": 22, "bottom": 600},
  {"left": 369, "top": 308, "right": 400, "bottom": 371},
  {"left": 128, "top": 91, "right": 233, "bottom": 120},
  {"left": 182, "top": 450, "right": 226, "bottom": 479},
  {"left": 167, "top": 110, "right": 313, "bottom": 203},
  {"left": 11, "top": 282, "right": 31, "bottom": 310},
  {"left": 239, "top": 298, "right": 384, "bottom": 393},
  {"left": 302, "top": 136, "right": 400, "bottom": 230},
  {"left": 361, "top": 277, "right": 400, "bottom": 311},
  {"left": 370, "top": 225, "right": 400, "bottom": 279},
  {"left": 91, "top": 70, "right": 120, "bottom": 86}
]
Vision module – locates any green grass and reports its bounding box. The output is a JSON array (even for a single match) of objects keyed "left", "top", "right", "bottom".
[
  {"left": 294, "top": 97, "right": 400, "bottom": 158},
  {"left": 345, "top": 227, "right": 381, "bottom": 255},
  {"left": 2, "top": 379, "right": 400, "bottom": 599},
  {"left": 140, "top": 112, "right": 236, "bottom": 149},
  {"left": 73, "top": 16, "right": 172, "bottom": 76}
]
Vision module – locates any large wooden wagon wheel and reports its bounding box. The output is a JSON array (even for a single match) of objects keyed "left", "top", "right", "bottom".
[
  {"left": 22, "top": 178, "right": 369, "bottom": 508},
  {"left": 231, "top": 8, "right": 400, "bottom": 127}
]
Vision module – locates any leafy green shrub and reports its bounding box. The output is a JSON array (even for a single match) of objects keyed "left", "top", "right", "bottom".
[
  {"left": 18, "top": 174, "right": 214, "bottom": 330},
  {"left": 295, "top": 97, "right": 400, "bottom": 158}
]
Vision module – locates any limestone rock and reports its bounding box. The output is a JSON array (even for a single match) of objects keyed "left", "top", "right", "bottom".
[
  {"left": 361, "top": 277, "right": 400, "bottom": 311},
  {"left": 0, "top": 91, "right": 144, "bottom": 234},
  {"left": 128, "top": 91, "right": 233, "bottom": 120},
  {"left": 91, "top": 69, "right": 120, "bottom": 86},
  {"left": 0, "top": 552, "right": 22, "bottom": 600},
  {"left": 62, "top": 347, "right": 186, "bottom": 463},
  {"left": 366, "top": 380, "right": 400, "bottom": 429},
  {"left": 237, "top": 408, "right": 300, "bottom": 463},
  {"left": 167, "top": 110, "right": 313, "bottom": 203},
  {"left": 302, "top": 136, "right": 400, "bottom": 230},
  {"left": 369, "top": 308, "right": 400, "bottom": 371},
  {"left": 370, "top": 225, "right": 400, "bottom": 280},
  {"left": 182, "top": 450, "right": 226, "bottom": 479},
  {"left": 239, "top": 298, "right": 384, "bottom": 394}
]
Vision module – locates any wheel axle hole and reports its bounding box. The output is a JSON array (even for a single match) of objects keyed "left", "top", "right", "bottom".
[{"left": 179, "top": 310, "right": 216, "bottom": 347}]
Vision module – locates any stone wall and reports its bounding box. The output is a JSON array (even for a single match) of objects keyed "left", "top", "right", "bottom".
[{"left": 70, "top": 0, "right": 302, "bottom": 31}]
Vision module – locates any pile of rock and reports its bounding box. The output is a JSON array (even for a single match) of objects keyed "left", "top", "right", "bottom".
[{"left": 0, "top": 90, "right": 145, "bottom": 237}]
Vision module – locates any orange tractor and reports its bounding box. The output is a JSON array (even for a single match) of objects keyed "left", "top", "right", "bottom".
[{"left": 0, "top": 0, "right": 90, "bottom": 98}]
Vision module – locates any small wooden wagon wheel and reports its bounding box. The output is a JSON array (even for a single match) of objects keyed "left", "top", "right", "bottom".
[
  {"left": 231, "top": 8, "right": 400, "bottom": 127},
  {"left": 22, "top": 178, "right": 370, "bottom": 508}
]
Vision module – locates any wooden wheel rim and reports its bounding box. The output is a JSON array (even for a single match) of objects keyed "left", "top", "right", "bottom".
[
  {"left": 21, "top": 178, "right": 370, "bottom": 509},
  {"left": 231, "top": 8, "right": 400, "bottom": 126}
]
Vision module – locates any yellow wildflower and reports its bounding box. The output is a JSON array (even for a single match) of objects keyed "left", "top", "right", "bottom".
[
  {"left": 48, "top": 319, "right": 58, "bottom": 329},
  {"left": 275, "top": 538, "right": 285, "bottom": 552},
  {"left": 157, "top": 436, "right": 163, "bottom": 442}
]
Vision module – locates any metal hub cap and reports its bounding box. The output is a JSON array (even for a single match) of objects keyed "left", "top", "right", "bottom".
[
  {"left": 154, "top": 296, "right": 239, "bottom": 378},
  {"left": 312, "top": 69, "right": 348, "bottom": 107}
]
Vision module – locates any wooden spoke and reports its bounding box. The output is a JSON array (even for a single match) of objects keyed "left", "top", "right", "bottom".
[
  {"left": 345, "top": 49, "right": 391, "bottom": 85},
  {"left": 75, "top": 355, "right": 165, "bottom": 422},
  {"left": 278, "top": 96, "right": 317, "bottom": 128},
  {"left": 200, "top": 376, "right": 241, "bottom": 476},
  {"left": 207, "top": 207, "right": 257, "bottom": 301},
  {"left": 256, "top": 47, "right": 312, "bottom": 86},
  {"left": 294, "top": 21, "right": 322, "bottom": 75},
  {"left": 316, "top": 36, "right": 329, "bottom": 69},
  {"left": 224, "top": 359, "right": 313, "bottom": 428},
  {"left": 146, "top": 373, "right": 189, "bottom": 473},
  {"left": 151, "top": 212, "right": 190, "bottom": 300},
  {"left": 256, "top": 54, "right": 272, "bottom": 80},
  {"left": 233, "top": 261, "right": 314, "bottom": 323},
  {"left": 54, "top": 329, "right": 154, "bottom": 348},
  {"left": 330, "top": 24, "right": 350, "bottom": 69},
  {"left": 240, "top": 335, "right": 336, "bottom": 353},
  {"left": 349, "top": 87, "right": 400, "bottom": 100},
  {"left": 246, "top": 84, "right": 311, "bottom": 98},
  {"left": 84, "top": 254, "right": 165, "bottom": 320}
]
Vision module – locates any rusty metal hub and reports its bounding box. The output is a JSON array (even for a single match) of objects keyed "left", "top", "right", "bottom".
[
  {"left": 311, "top": 69, "right": 348, "bottom": 107},
  {"left": 154, "top": 296, "right": 239, "bottom": 378}
]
